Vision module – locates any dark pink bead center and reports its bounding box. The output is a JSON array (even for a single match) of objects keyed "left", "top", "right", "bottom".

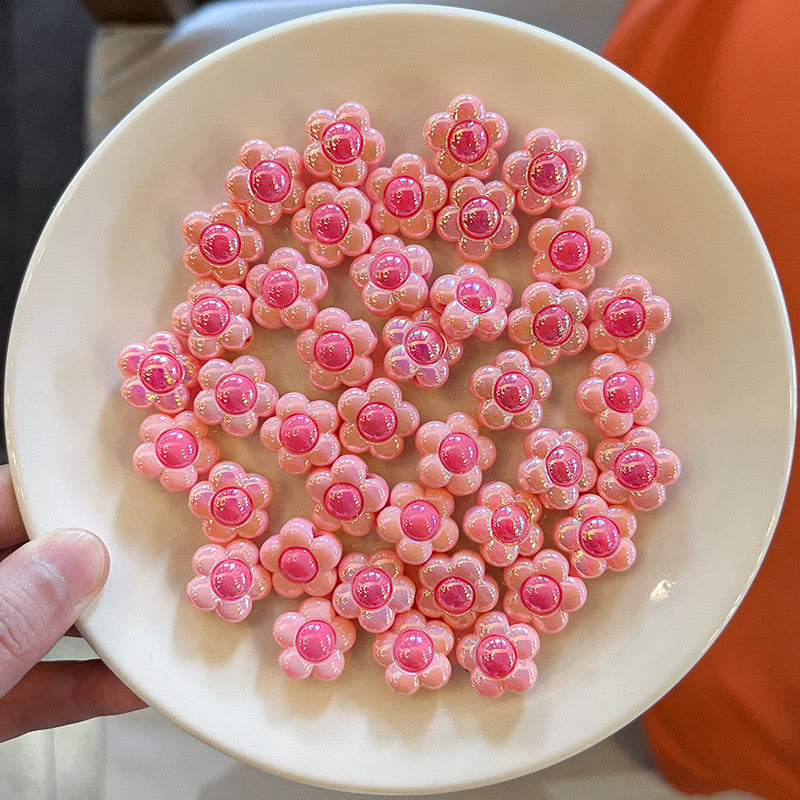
[
  {"left": 278, "top": 546, "right": 319, "bottom": 583},
  {"left": 434, "top": 576, "right": 475, "bottom": 615},
  {"left": 490, "top": 503, "right": 529, "bottom": 545},
  {"left": 456, "top": 276, "right": 496, "bottom": 314},
  {"left": 614, "top": 448, "right": 658, "bottom": 490},
  {"left": 154, "top": 428, "right": 198, "bottom": 469},
  {"left": 352, "top": 566, "right": 392, "bottom": 609},
  {"left": 384, "top": 176, "right": 424, "bottom": 218},
  {"left": 533, "top": 304, "right": 573, "bottom": 346},
  {"left": 527, "top": 152, "right": 570, "bottom": 196},
  {"left": 215, "top": 372, "right": 258, "bottom": 415},
  {"left": 323, "top": 482, "right": 364, "bottom": 520},
  {"left": 603, "top": 372, "right": 644, "bottom": 413},
  {"left": 545, "top": 444, "right": 584, "bottom": 487},
  {"left": 603, "top": 296, "right": 646, "bottom": 339},
  {"left": 278, "top": 413, "right": 319, "bottom": 454},
  {"left": 438, "top": 432, "right": 479, "bottom": 474},
  {"left": 140, "top": 351, "right": 183, "bottom": 393},
  {"left": 309, "top": 202, "right": 348, "bottom": 245},
  {"left": 493, "top": 371, "right": 534, "bottom": 413},
  {"left": 314, "top": 331, "right": 354, "bottom": 370},
  {"left": 262, "top": 268, "right": 300, "bottom": 309},
  {"left": 520, "top": 574, "right": 563, "bottom": 615},
  {"left": 447, "top": 119, "right": 490, "bottom": 164},
  {"left": 393, "top": 628, "right": 435, "bottom": 672},
  {"left": 321, "top": 121, "right": 364, "bottom": 165},
  {"left": 549, "top": 230, "right": 590, "bottom": 272},
  {"left": 199, "top": 222, "right": 241, "bottom": 265},
  {"left": 295, "top": 619, "right": 336, "bottom": 662},
  {"left": 210, "top": 486, "right": 254, "bottom": 527},
  {"left": 399, "top": 499, "right": 441, "bottom": 542},
  {"left": 210, "top": 558, "right": 253, "bottom": 601},
  {"left": 369, "top": 251, "right": 411, "bottom": 290},
  {"left": 405, "top": 324, "right": 445, "bottom": 365},
  {"left": 458, "top": 196, "right": 501, "bottom": 240},
  {"left": 356, "top": 402, "right": 398, "bottom": 442},
  {"left": 578, "top": 515, "right": 621, "bottom": 558},
  {"left": 249, "top": 159, "right": 292, "bottom": 204},
  {"left": 190, "top": 295, "right": 231, "bottom": 336},
  {"left": 475, "top": 634, "right": 517, "bottom": 678}
]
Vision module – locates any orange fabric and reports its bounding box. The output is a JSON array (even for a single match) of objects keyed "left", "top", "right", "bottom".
[{"left": 603, "top": 2, "right": 800, "bottom": 798}]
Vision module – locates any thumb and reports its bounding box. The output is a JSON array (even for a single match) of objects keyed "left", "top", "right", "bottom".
[{"left": 0, "top": 529, "right": 109, "bottom": 697}]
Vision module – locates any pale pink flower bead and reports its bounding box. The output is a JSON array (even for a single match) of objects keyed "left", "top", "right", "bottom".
[
  {"left": 295, "top": 307, "right": 377, "bottom": 391},
  {"left": 373, "top": 611, "right": 454, "bottom": 694},
  {"left": 306, "top": 454, "right": 389, "bottom": 537},
  {"left": 259, "top": 517, "right": 342, "bottom": 599},
  {"left": 416, "top": 550, "right": 499, "bottom": 630},
  {"left": 423, "top": 94, "right": 508, "bottom": 180},
  {"left": 332, "top": 550, "right": 415, "bottom": 633},
  {"left": 225, "top": 139, "right": 305, "bottom": 225},
  {"left": 376, "top": 482, "right": 459, "bottom": 565},
  {"left": 273, "top": 598, "right": 356, "bottom": 681},
  {"left": 587, "top": 274, "right": 671, "bottom": 359},
  {"left": 518, "top": 427, "right": 597, "bottom": 510},
  {"left": 502, "top": 128, "right": 586, "bottom": 215},
  {"left": 260, "top": 392, "right": 340, "bottom": 476},
  {"left": 193, "top": 356, "right": 278, "bottom": 438},
  {"left": 462, "top": 481, "right": 544, "bottom": 568},
  {"left": 188, "top": 461, "right": 272, "bottom": 544},
  {"left": 291, "top": 181, "right": 372, "bottom": 268},
  {"left": 182, "top": 202, "right": 263, "bottom": 284},
  {"left": 576, "top": 353, "right": 658, "bottom": 437},
  {"left": 436, "top": 177, "right": 518, "bottom": 262},
  {"left": 187, "top": 538, "right": 271, "bottom": 623},
  {"left": 594, "top": 427, "right": 681, "bottom": 511},
  {"left": 553, "top": 493, "right": 638, "bottom": 578},
  {"left": 133, "top": 412, "right": 218, "bottom": 492},
  {"left": 503, "top": 549, "right": 587, "bottom": 632},
  {"left": 350, "top": 235, "right": 432, "bottom": 317},
  {"left": 456, "top": 611, "right": 539, "bottom": 697},
  {"left": 303, "top": 101, "right": 385, "bottom": 188},
  {"left": 245, "top": 247, "right": 328, "bottom": 331}
]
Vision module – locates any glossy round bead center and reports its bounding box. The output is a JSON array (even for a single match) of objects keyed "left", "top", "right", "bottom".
[
  {"left": 278, "top": 546, "right": 319, "bottom": 583},
  {"left": 434, "top": 576, "right": 475, "bottom": 615},
  {"left": 356, "top": 402, "right": 398, "bottom": 442},
  {"left": 490, "top": 503, "right": 529, "bottom": 545},
  {"left": 493, "top": 371, "right": 534, "bottom": 413},
  {"left": 545, "top": 444, "right": 584, "bottom": 487},
  {"left": 603, "top": 296, "right": 646, "bottom": 339},
  {"left": 456, "top": 276, "right": 496, "bottom": 314},
  {"left": 533, "top": 304, "right": 573, "bottom": 346},
  {"left": 393, "top": 628, "right": 435, "bottom": 672},
  {"left": 527, "top": 152, "right": 569, "bottom": 196},
  {"left": 475, "top": 635, "right": 517, "bottom": 678},
  {"left": 458, "top": 197, "right": 501, "bottom": 240},
  {"left": 384, "top": 176, "right": 424, "bottom": 218},
  {"left": 603, "top": 372, "right": 644, "bottom": 413},
  {"left": 215, "top": 372, "right": 258, "bottom": 415},
  {"left": 199, "top": 222, "right": 241, "bottom": 265},
  {"left": 314, "top": 331, "right": 354, "bottom": 370},
  {"left": 278, "top": 413, "right": 319, "bottom": 454},
  {"left": 323, "top": 482, "right": 364, "bottom": 520},
  {"left": 399, "top": 500, "right": 441, "bottom": 542},
  {"left": 614, "top": 448, "right": 658, "bottom": 490},
  {"left": 262, "top": 268, "right": 299, "bottom": 308},
  {"left": 352, "top": 566, "right": 392, "bottom": 609},
  {"left": 210, "top": 487, "right": 253, "bottom": 527},
  {"left": 249, "top": 159, "right": 292, "bottom": 203},
  {"left": 438, "top": 432, "right": 479, "bottom": 474},
  {"left": 309, "top": 202, "right": 348, "bottom": 244},
  {"left": 549, "top": 230, "right": 590, "bottom": 272},
  {"left": 190, "top": 295, "right": 231, "bottom": 336},
  {"left": 210, "top": 558, "right": 252, "bottom": 601},
  {"left": 321, "top": 121, "right": 364, "bottom": 165},
  {"left": 140, "top": 352, "right": 183, "bottom": 393},
  {"left": 295, "top": 620, "right": 336, "bottom": 662},
  {"left": 405, "top": 324, "right": 445, "bottom": 365},
  {"left": 447, "top": 119, "right": 490, "bottom": 164},
  {"left": 154, "top": 428, "right": 198, "bottom": 469},
  {"left": 369, "top": 251, "right": 411, "bottom": 290},
  {"left": 520, "top": 574, "right": 563, "bottom": 615},
  {"left": 578, "top": 515, "right": 621, "bottom": 558}
]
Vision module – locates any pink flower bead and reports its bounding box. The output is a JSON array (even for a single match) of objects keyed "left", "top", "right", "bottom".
[
  {"left": 423, "top": 94, "right": 508, "bottom": 180},
  {"left": 260, "top": 392, "right": 340, "bottom": 476},
  {"left": 350, "top": 235, "right": 432, "bottom": 317},
  {"left": 416, "top": 550, "right": 499, "bottom": 630},
  {"left": 332, "top": 550, "right": 415, "bottom": 633},
  {"left": 518, "top": 427, "right": 597, "bottom": 510},
  {"left": 225, "top": 139, "right": 305, "bottom": 225},
  {"left": 187, "top": 538, "right": 271, "bottom": 623},
  {"left": 295, "top": 307, "right": 377, "bottom": 391},
  {"left": 502, "top": 128, "right": 586, "bottom": 215},
  {"left": 503, "top": 549, "right": 587, "bottom": 632},
  {"left": 291, "top": 182, "right": 372, "bottom": 268},
  {"left": 553, "top": 493, "right": 638, "bottom": 578},
  {"left": 193, "top": 356, "right": 278, "bottom": 438},
  {"left": 259, "top": 517, "right": 342, "bottom": 599},
  {"left": 462, "top": 481, "right": 544, "bottom": 568},
  {"left": 594, "top": 427, "right": 681, "bottom": 511},
  {"left": 188, "top": 461, "right": 272, "bottom": 544},
  {"left": 245, "top": 247, "right": 328, "bottom": 331},
  {"left": 587, "top": 274, "right": 671, "bottom": 359},
  {"left": 373, "top": 611, "right": 454, "bottom": 694},
  {"left": 182, "top": 202, "right": 263, "bottom": 284},
  {"left": 306, "top": 454, "right": 389, "bottom": 537},
  {"left": 133, "top": 411, "right": 218, "bottom": 492},
  {"left": 416, "top": 412, "right": 496, "bottom": 497},
  {"left": 576, "top": 353, "right": 658, "bottom": 437},
  {"left": 507, "top": 282, "right": 589, "bottom": 367},
  {"left": 456, "top": 611, "right": 539, "bottom": 697},
  {"left": 376, "top": 482, "right": 459, "bottom": 565},
  {"left": 366, "top": 153, "right": 447, "bottom": 239},
  {"left": 436, "top": 177, "right": 518, "bottom": 262},
  {"left": 273, "top": 598, "right": 356, "bottom": 681},
  {"left": 303, "top": 101, "right": 385, "bottom": 188},
  {"left": 468, "top": 349, "right": 552, "bottom": 431}
]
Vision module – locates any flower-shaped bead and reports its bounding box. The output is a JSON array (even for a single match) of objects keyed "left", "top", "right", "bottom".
[
  {"left": 332, "top": 550, "right": 415, "bottom": 633},
  {"left": 366, "top": 153, "right": 447, "bottom": 239},
  {"left": 423, "top": 94, "right": 508, "bottom": 180},
  {"left": 376, "top": 482, "right": 459, "bottom": 565},
  {"left": 350, "top": 235, "right": 432, "bottom": 317},
  {"left": 303, "top": 102, "right": 385, "bottom": 188},
  {"left": 553, "top": 493, "right": 638, "bottom": 578},
  {"left": 507, "top": 282, "right": 589, "bottom": 367},
  {"left": 133, "top": 412, "right": 218, "bottom": 492},
  {"left": 502, "top": 128, "right": 586, "bottom": 215},
  {"left": 462, "top": 481, "right": 544, "bottom": 568},
  {"left": 594, "top": 427, "right": 680, "bottom": 511},
  {"left": 306, "top": 454, "right": 389, "bottom": 537},
  {"left": 503, "top": 549, "right": 587, "bottom": 632},
  {"left": 469, "top": 349, "right": 552, "bottom": 431},
  {"left": 225, "top": 139, "right": 305, "bottom": 225},
  {"left": 416, "top": 551, "right": 499, "bottom": 630},
  {"left": 182, "top": 202, "right": 263, "bottom": 284},
  {"left": 436, "top": 177, "right": 518, "bottom": 262},
  {"left": 295, "top": 307, "right": 377, "bottom": 391},
  {"left": 456, "top": 611, "right": 539, "bottom": 697},
  {"left": 291, "top": 182, "right": 372, "bottom": 268},
  {"left": 373, "top": 611, "right": 454, "bottom": 694},
  {"left": 518, "top": 427, "right": 597, "bottom": 510},
  {"left": 273, "top": 598, "right": 356, "bottom": 681},
  {"left": 245, "top": 247, "right": 328, "bottom": 331},
  {"left": 260, "top": 392, "right": 340, "bottom": 476},
  {"left": 187, "top": 539, "right": 271, "bottom": 623},
  {"left": 576, "top": 353, "right": 658, "bottom": 437},
  {"left": 259, "top": 517, "right": 342, "bottom": 598},
  {"left": 188, "top": 461, "right": 272, "bottom": 544},
  {"left": 587, "top": 274, "right": 671, "bottom": 359}
]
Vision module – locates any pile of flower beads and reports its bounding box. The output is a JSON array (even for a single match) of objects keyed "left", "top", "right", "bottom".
[{"left": 119, "top": 96, "right": 680, "bottom": 698}]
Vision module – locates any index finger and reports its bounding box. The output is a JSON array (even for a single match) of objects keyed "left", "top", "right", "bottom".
[{"left": 0, "top": 464, "right": 27, "bottom": 549}]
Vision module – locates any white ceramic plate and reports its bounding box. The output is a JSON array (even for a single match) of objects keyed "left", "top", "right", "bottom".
[{"left": 6, "top": 5, "right": 795, "bottom": 795}]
